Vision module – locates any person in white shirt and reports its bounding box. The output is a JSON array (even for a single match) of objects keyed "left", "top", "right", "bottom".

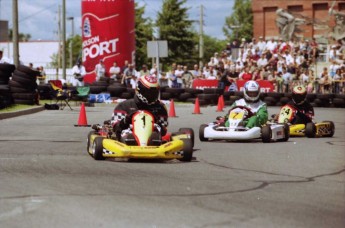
[
  {"left": 94, "top": 59, "right": 106, "bottom": 82},
  {"left": 282, "top": 67, "right": 292, "bottom": 92},
  {"left": 0, "top": 50, "right": 13, "bottom": 64},
  {"left": 257, "top": 54, "right": 268, "bottom": 68},
  {"left": 266, "top": 37, "right": 277, "bottom": 52},
  {"left": 174, "top": 65, "right": 184, "bottom": 88},
  {"left": 257, "top": 36, "right": 266, "bottom": 55},
  {"left": 71, "top": 61, "right": 86, "bottom": 86},
  {"left": 109, "top": 61, "right": 121, "bottom": 81}
]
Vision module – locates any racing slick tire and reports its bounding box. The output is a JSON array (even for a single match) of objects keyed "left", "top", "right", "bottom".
[
  {"left": 199, "top": 124, "right": 208, "bottom": 141},
  {"left": 178, "top": 138, "right": 193, "bottom": 162},
  {"left": 87, "top": 130, "right": 96, "bottom": 156},
  {"left": 323, "top": 121, "right": 335, "bottom": 137},
  {"left": 261, "top": 125, "right": 272, "bottom": 143},
  {"left": 178, "top": 128, "right": 195, "bottom": 148},
  {"left": 93, "top": 137, "right": 105, "bottom": 160},
  {"left": 278, "top": 123, "right": 290, "bottom": 142},
  {"left": 305, "top": 122, "right": 316, "bottom": 138}
]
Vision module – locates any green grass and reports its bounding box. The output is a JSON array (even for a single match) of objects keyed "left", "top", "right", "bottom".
[{"left": 0, "top": 100, "right": 51, "bottom": 113}]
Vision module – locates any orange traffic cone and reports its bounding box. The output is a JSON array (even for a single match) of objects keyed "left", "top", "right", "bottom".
[
  {"left": 216, "top": 95, "right": 224, "bottom": 112},
  {"left": 220, "top": 95, "right": 225, "bottom": 109},
  {"left": 168, "top": 99, "right": 177, "bottom": 117},
  {"left": 192, "top": 97, "right": 202, "bottom": 114},
  {"left": 74, "top": 102, "right": 91, "bottom": 127}
]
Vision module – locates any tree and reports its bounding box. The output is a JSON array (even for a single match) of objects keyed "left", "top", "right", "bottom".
[
  {"left": 135, "top": 3, "right": 153, "bottom": 68},
  {"left": 50, "top": 34, "right": 82, "bottom": 68},
  {"left": 156, "top": 0, "right": 195, "bottom": 69},
  {"left": 8, "top": 29, "right": 31, "bottom": 42},
  {"left": 223, "top": 0, "right": 253, "bottom": 42}
]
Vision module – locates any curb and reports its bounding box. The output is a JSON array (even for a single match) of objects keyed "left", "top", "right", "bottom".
[{"left": 0, "top": 106, "right": 45, "bottom": 120}]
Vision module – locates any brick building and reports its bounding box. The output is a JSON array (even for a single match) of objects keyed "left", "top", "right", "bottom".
[{"left": 252, "top": 0, "right": 345, "bottom": 41}]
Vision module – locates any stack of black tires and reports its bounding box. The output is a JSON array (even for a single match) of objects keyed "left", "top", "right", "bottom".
[
  {"left": 0, "top": 63, "right": 16, "bottom": 109},
  {"left": 9, "top": 65, "right": 40, "bottom": 105}
]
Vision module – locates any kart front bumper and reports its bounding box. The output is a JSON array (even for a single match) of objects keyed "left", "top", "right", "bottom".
[{"left": 101, "top": 138, "right": 184, "bottom": 159}]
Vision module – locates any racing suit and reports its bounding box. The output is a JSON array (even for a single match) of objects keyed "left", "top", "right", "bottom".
[
  {"left": 111, "top": 95, "right": 168, "bottom": 139},
  {"left": 225, "top": 98, "right": 268, "bottom": 128},
  {"left": 286, "top": 100, "right": 314, "bottom": 124}
]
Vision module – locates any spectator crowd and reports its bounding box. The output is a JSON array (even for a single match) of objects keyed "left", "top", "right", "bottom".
[{"left": 87, "top": 36, "right": 344, "bottom": 95}]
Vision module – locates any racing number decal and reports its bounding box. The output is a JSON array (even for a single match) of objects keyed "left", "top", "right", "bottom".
[
  {"left": 229, "top": 111, "right": 244, "bottom": 120},
  {"left": 141, "top": 115, "right": 146, "bottom": 127},
  {"left": 278, "top": 105, "right": 295, "bottom": 123}
]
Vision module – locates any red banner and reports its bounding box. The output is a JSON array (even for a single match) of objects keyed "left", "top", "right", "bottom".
[
  {"left": 192, "top": 79, "right": 274, "bottom": 92},
  {"left": 82, "top": 0, "right": 135, "bottom": 83}
]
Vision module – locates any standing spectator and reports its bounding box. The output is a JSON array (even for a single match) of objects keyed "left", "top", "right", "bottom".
[
  {"left": 181, "top": 66, "right": 193, "bottom": 88},
  {"left": 319, "top": 67, "right": 332, "bottom": 94},
  {"left": 94, "top": 59, "right": 106, "bottom": 82},
  {"left": 282, "top": 67, "right": 292, "bottom": 93},
  {"left": 71, "top": 61, "right": 86, "bottom": 87},
  {"left": 36, "top": 66, "right": 46, "bottom": 85},
  {"left": 109, "top": 61, "right": 121, "bottom": 81},
  {"left": 175, "top": 65, "right": 184, "bottom": 88},
  {"left": 122, "top": 63, "right": 137, "bottom": 88},
  {"left": 167, "top": 63, "right": 177, "bottom": 88}
]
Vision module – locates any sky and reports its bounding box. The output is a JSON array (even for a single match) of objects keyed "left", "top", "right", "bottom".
[{"left": 0, "top": 0, "right": 234, "bottom": 41}]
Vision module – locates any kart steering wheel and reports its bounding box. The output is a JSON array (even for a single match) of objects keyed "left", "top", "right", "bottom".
[{"left": 228, "top": 105, "right": 254, "bottom": 118}]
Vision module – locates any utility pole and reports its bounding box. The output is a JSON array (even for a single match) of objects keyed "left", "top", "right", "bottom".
[
  {"left": 58, "top": 5, "right": 61, "bottom": 71},
  {"left": 67, "top": 16, "right": 74, "bottom": 68},
  {"left": 12, "top": 0, "right": 19, "bottom": 66},
  {"left": 62, "top": 0, "right": 66, "bottom": 80},
  {"left": 199, "top": 4, "right": 204, "bottom": 69}
]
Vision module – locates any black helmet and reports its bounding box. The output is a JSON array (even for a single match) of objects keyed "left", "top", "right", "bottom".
[
  {"left": 292, "top": 85, "right": 307, "bottom": 105},
  {"left": 136, "top": 75, "right": 160, "bottom": 104}
]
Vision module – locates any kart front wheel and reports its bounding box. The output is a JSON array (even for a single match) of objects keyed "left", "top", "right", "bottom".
[
  {"left": 199, "top": 124, "right": 208, "bottom": 141},
  {"left": 87, "top": 130, "right": 96, "bottom": 157},
  {"left": 261, "top": 125, "right": 272, "bottom": 143},
  {"left": 93, "top": 137, "right": 105, "bottom": 160},
  {"left": 179, "top": 138, "right": 193, "bottom": 162},
  {"left": 305, "top": 122, "right": 316, "bottom": 138},
  {"left": 178, "top": 128, "right": 195, "bottom": 148}
]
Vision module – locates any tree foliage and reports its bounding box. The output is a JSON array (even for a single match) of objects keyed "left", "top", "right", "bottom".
[
  {"left": 8, "top": 29, "right": 31, "bottom": 42},
  {"left": 135, "top": 3, "right": 153, "bottom": 68},
  {"left": 156, "top": 0, "right": 195, "bottom": 69},
  {"left": 223, "top": 0, "right": 253, "bottom": 42}
]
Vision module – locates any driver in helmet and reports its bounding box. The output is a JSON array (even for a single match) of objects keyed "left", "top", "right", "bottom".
[
  {"left": 111, "top": 75, "right": 168, "bottom": 140},
  {"left": 224, "top": 80, "right": 268, "bottom": 128},
  {"left": 286, "top": 85, "right": 314, "bottom": 124}
]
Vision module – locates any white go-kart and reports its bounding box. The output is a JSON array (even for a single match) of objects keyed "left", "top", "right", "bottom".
[{"left": 199, "top": 105, "right": 289, "bottom": 143}]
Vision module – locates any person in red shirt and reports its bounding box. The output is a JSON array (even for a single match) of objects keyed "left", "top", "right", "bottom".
[{"left": 240, "top": 67, "right": 253, "bottom": 81}]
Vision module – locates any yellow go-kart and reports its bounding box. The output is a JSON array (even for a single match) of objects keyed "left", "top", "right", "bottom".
[
  {"left": 277, "top": 104, "right": 335, "bottom": 138},
  {"left": 87, "top": 110, "right": 194, "bottom": 162}
]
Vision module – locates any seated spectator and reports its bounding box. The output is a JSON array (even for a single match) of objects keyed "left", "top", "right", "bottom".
[
  {"left": 109, "top": 61, "right": 121, "bottom": 81},
  {"left": 239, "top": 67, "right": 252, "bottom": 81},
  {"left": 122, "top": 63, "right": 137, "bottom": 88}
]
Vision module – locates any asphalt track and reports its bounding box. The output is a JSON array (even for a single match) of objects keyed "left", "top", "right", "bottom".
[{"left": 0, "top": 103, "right": 344, "bottom": 228}]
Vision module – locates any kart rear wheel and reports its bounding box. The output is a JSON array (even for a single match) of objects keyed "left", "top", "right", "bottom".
[
  {"left": 199, "top": 124, "right": 208, "bottom": 141},
  {"left": 179, "top": 138, "right": 193, "bottom": 162},
  {"left": 87, "top": 130, "right": 96, "bottom": 156},
  {"left": 93, "top": 137, "right": 105, "bottom": 160},
  {"left": 278, "top": 123, "right": 290, "bottom": 142},
  {"left": 261, "top": 125, "right": 272, "bottom": 143},
  {"left": 305, "top": 122, "right": 316, "bottom": 138},
  {"left": 323, "top": 121, "right": 335, "bottom": 137},
  {"left": 178, "top": 128, "right": 195, "bottom": 148}
]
